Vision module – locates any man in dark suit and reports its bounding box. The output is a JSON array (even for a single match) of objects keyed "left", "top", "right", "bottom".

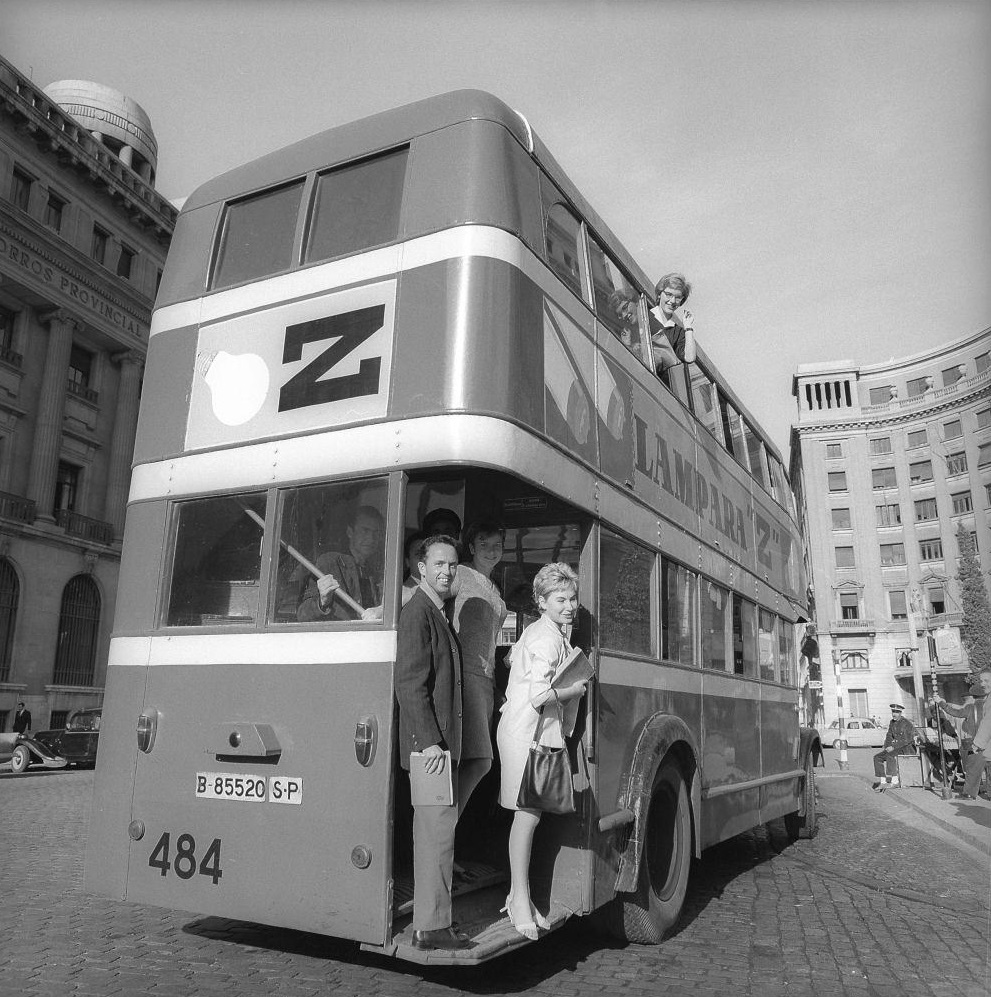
[
  {"left": 12, "top": 702, "right": 31, "bottom": 735},
  {"left": 872, "top": 702, "right": 916, "bottom": 790},
  {"left": 394, "top": 534, "right": 469, "bottom": 951}
]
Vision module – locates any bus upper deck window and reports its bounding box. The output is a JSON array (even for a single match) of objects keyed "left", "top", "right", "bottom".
[
  {"left": 588, "top": 236, "right": 646, "bottom": 362},
  {"left": 212, "top": 180, "right": 305, "bottom": 290},
  {"left": 304, "top": 148, "right": 408, "bottom": 265},
  {"left": 544, "top": 203, "right": 583, "bottom": 299},
  {"left": 165, "top": 492, "right": 268, "bottom": 627}
]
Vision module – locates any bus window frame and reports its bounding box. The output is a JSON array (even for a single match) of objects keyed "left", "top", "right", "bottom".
[{"left": 598, "top": 524, "right": 658, "bottom": 660}]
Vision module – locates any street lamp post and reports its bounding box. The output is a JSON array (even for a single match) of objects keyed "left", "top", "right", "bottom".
[{"left": 831, "top": 647, "right": 849, "bottom": 771}]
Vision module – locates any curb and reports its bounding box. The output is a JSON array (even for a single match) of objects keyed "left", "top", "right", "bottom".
[{"left": 849, "top": 771, "right": 989, "bottom": 853}]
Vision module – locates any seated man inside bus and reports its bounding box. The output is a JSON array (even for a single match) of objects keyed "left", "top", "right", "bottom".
[
  {"left": 649, "top": 272, "right": 696, "bottom": 379},
  {"left": 297, "top": 505, "right": 385, "bottom": 622}
]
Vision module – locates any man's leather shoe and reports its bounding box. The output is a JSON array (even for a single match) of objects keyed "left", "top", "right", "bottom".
[{"left": 412, "top": 926, "right": 471, "bottom": 950}]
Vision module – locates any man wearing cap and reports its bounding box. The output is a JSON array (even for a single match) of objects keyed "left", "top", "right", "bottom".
[
  {"left": 934, "top": 669, "right": 991, "bottom": 799},
  {"left": 871, "top": 702, "right": 916, "bottom": 790}
]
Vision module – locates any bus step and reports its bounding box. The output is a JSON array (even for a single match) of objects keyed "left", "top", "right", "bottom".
[{"left": 392, "top": 859, "right": 506, "bottom": 918}]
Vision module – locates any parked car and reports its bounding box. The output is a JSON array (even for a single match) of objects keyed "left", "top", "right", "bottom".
[
  {"left": 32, "top": 708, "right": 102, "bottom": 768},
  {"left": 824, "top": 716, "right": 887, "bottom": 749},
  {"left": 0, "top": 732, "right": 68, "bottom": 774}
]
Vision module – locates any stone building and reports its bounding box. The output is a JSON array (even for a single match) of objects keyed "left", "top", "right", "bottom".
[
  {"left": 0, "top": 53, "right": 175, "bottom": 732},
  {"left": 790, "top": 328, "right": 991, "bottom": 731}
]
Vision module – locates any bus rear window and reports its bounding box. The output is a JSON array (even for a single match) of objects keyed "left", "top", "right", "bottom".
[
  {"left": 212, "top": 180, "right": 305, "bottom": 290},
  {"left": 165, "top": 493, "right": 267, "bottom": 626},
  {"left": 304, "top": 148, "right": 408, "bottom": 265}
]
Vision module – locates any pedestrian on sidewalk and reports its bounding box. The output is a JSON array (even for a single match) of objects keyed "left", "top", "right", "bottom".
[
  {"left": 933, "top": 670, "right": 991, "bottom": 800},
  {"left": 872, "top": 703, "right": 915, "bottom": 790}
]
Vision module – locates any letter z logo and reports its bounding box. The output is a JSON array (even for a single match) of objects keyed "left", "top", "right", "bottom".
[{"left": 279, "top": 305, "right": 385, "bottom": 412}]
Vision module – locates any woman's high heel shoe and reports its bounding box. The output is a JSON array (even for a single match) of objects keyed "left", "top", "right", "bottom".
[
  {"left": 530, "top": 903, "right": 550, "bottom": 930},
  {"left": 501, "top": 896, "right": 538, "bottom": 941}
]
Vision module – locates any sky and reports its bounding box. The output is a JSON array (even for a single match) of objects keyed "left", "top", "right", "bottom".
[{"left": 4, "top": 0, "right": 990, "bottom": 457}]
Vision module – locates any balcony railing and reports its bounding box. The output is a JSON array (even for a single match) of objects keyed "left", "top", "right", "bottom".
[
  {"left": 0, "top": 490, "right": 35, "bottom": 524},
  {"left": 863, "top": 367, "right": 991, "bottom": 415},
  {"left": 829, "top": 618, "right": 877, "bottom": 633},
  {"left": 55, "top": 509, "right": 115, "bottom": 545},
  {"left": 67, "top": 380, "right": 99, "bottom": 405},
  {"left": 0, "top": 346, "right": 23, "bottom": 369}
]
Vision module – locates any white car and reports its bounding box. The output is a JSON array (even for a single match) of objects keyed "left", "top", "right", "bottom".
[{"left": 825, "top": 717, "right": 888, "bottom": 749}]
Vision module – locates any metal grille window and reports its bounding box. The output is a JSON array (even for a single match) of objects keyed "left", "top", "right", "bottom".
[
  {"left": 875, "top": 503, "right": 901, "bottom": 527},
  {"left": 52, "top": 575, "right": 101, "bottom": 686},
  {"left": 0, "top": 558, "right": 19, "bottom": 682},
  {"left": 869, "top": 437, "right": 892, "bottom": 455},
  {"left": 946, "top": 452, "right": 968, "bottom": 475},
  {"left": 951, "top": 491, "right": 973, "bottom": 515},
  {"left": 919, "top": 539, "right": 943, "bottom": 561},
  {"left": 48, "top": 709, "right": 69, "bottom": 731}
]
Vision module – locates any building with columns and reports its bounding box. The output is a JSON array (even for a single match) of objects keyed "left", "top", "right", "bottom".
[
  {"left": 790, "top": 328, "right": 991, "bottom": 732},
  {"left": 0, "top": 53, "right": 175, "bottom": 732}
]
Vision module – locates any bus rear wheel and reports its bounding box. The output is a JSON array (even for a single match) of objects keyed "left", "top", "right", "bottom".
[
  {"left": 784, "top": 753, "right": 818, "bottom": 840},
  {"left": 615, "top": 759, "right": 692, "bottom": 943}
]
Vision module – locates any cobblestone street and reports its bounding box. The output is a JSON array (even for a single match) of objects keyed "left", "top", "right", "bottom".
[{"left": 1, "top": 761, "right": 988, "bottom": 997}]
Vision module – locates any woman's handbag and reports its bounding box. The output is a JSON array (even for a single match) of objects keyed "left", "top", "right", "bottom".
[{"left": 516, "top": 709, "right": 575, "bottom": 814}]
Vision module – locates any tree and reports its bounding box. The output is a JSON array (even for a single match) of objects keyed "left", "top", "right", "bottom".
[{"left": 955, "top": 523, "right": 991, "bottom": 674}]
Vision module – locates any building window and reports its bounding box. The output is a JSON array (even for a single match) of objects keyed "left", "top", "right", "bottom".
[
  {"left": 951, "top": 491, "right": 973, "bottom": 515},
  {"left": 0, "top": 557, "right": 19, "bottom": 683},
  {"left": 914, "top": 498, "right": 937, "bottom": 522},
  {"left": 49, "top": 709, "right": 69, "bottom": 731},
  {"left": 928, "top": 587, "right": 945, "bottom": 615},
  {"left": 909, "top": 460, "right": 934, "bottom": 484},
  {"left": 868, "top": 386, "right": 891, "bottom": 405},
  {"left": 841, "top": 651, "right": 869, "bottom": 670},
  {"left": 967, "top": 530, "right": 979, "bottom": 553},
  {"left": 116, "top": 245, "right": 135, "bottom": 280},
  {"left": 919, "top": 538, "right": 943, "bottom": 562},
  {"left": 839, "top": 592, "right": 860, "bottom": 620},
  {"left": 943, "top": 419, "right": 963, "bottom": 441},
  {"left": 835, "top": 546, "right": 855, "bottom": 568},
  {"left": 0, "top": 306, "right": 14, "bottom": 353},
  {"left": 10, "top": 167, "right": 33, "bottom": 211},
  {"left": 945, "top": 452, "right": 968, "bottom": 475},
  {"left": 91, "top": 226, "right": 109, "bottom": 265},
  {"left": 888, "top": 589, "right": 907, "bottom": 620},
  {"left": 826, "top": 443, "right": 843, "bottom": 459},
  {"left": 831, "top": 508, "right": 851, "bottom": 530},
  {"left": 872, "top": 467, "right": 896, "bottom": 490},
  {"left": 906, "top": 376, "right": 930, "bottom": 398},
  {"left": 942, "top": 366, "right": 964, "bottom": 388},
  {"left": 68, "top": 345, "right": 93, "bottom": 390},
  {"left": 977, "top": 408, "right": 990, "bottom": 430},
  {"left": 986, "top": 483, "right": 991, "bottom": 506},
  {"left": 979, "top": 443, "right": 991, "bottom": 468},
  {"left": 52, "top": 575, "right": 101, "bottom": 687},
  {"left": 977, "top": 352, "right": 990, "bottom": 374},
  {"left": 875, "top": 503, "right": 901, "bottom": 527},
  {"left": 44, "top": 191, "right": 66, "bottom": 232},
  {"left": 906, "top": 428, "right": 928, "bottom": 448},
  {"left": 869, "top": 437, "right": 892, "bottom": 455},
  {"left": 53, "top": 461, "right": 80, "bottom": 517},
  {"left": 880, "top": 543, "right": 906, "bottom": 566},
  {"left": 849, "top": 689, "right": 870, "bottom": 717},
  {"left": 828, "top": 471, "right": 847, "bottom": 492}
]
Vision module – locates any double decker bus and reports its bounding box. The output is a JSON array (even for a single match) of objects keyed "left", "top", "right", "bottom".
[{"left": 85, "top": 90, "right": 819, "bottom": 964}]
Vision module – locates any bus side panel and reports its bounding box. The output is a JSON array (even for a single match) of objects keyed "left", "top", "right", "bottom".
[
  {"left": 84, "top": 661, "right": 148, "bottom": 899},
  {"left": 112, "top": 500, "right": 169, "bottom": 635},
  {"left": 390, "top": 258, "right": 544, "bottom": 427},
  {"left": 592, "top": 658, "right": 702, "bottom": 907},
  {"left": 133, "top": 326, "right": 199, "bottom": 466},
  {"left": 699, "top": 672, "right": 761, "bottom": 847},
  {"left": 123, "top": 661, "right": 395, "bottom": 944},
  {"left": 760, "top": 683, "right": 802, "bottom": 819}
]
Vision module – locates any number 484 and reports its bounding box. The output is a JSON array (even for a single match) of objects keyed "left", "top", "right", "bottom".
[{"left": 148, "top": 831, "right": 223, "bottom": 885}]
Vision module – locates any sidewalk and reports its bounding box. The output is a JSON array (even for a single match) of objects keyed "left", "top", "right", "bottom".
[{"left": 819, "top": 746, "right": 990, "bottom": 853}]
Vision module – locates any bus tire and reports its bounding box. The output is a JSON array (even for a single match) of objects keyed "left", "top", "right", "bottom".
[
  {"left": 616, "top": 759, "right": 692, "bottom": 944},
  {"left": 784, "top": 753, "right": 818, "bottom": 840},
  {"left": 10, "top": 745, "right": 31, "bottom": 774}
]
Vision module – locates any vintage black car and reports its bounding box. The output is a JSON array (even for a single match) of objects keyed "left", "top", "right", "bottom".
[{"left": 32, "top": 708, "right": 102, "bottom": 767}]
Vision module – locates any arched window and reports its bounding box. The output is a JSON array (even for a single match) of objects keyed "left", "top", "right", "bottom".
[
  {"left": 53, "top": 575, "right": 101, "bottom": 687},
  {"left": 0, "top": 558, "right": 19, "bottom": 682}
]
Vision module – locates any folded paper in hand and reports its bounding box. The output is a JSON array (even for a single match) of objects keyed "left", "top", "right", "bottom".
[
  {"left": 551, "top": 646, "right": 593, "bottom": 690},
  {"left": 409, "top": 750, "right": 454, "bottom": 806}
]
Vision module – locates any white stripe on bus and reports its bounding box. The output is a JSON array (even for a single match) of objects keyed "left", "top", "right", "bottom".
[
  {"left": 108, "top": 630, "right": 397, "bottom": 667},
  {"left": 150, "top": 226, "right": 555, "bottom": 337}
]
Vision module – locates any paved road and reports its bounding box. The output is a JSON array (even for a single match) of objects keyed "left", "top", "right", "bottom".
[{"left": 0, "top": 765, "right": 987, "bottom": 997}]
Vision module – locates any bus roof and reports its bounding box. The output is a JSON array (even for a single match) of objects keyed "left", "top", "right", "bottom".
[{"left": 181, "top": 89, "right": 654, "bottom": 295}]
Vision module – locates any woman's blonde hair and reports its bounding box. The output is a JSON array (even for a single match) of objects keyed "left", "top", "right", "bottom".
[{"left": 533, "top": 562, "right": 579, "bottom": 605}]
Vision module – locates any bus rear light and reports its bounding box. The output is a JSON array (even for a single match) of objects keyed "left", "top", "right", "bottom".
[
  {"left": 354, "top": 715, "right": 378, "bottom": 767},
  {"left": 136, "top": 709, "right": 160, "bottom": 753}
]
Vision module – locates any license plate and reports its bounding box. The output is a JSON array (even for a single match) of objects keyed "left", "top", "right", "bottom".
[{"left": 195, "top": 772, "right": 303, "bottom": 805}]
